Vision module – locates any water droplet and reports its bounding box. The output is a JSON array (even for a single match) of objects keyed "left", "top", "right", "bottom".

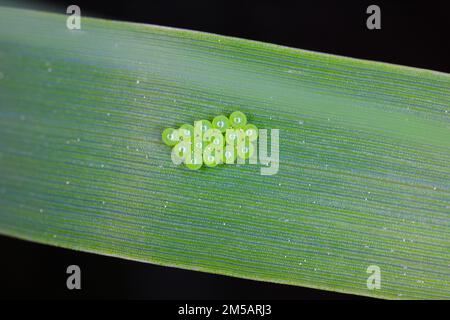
[
  {"left": 107, "top": 112, "right": 111, "bottom": 116},
  {"left": 298, "top": 120, "right": 304, "bottom": 125},
  {"left": 39, "top": 209, "right": 43, "bottom": 213},
  {"left": 65, "top": 181, "right": 70, "bottom": 185},
  {"left": 136, "top": 80, "right": 140, "bottom": 84}
]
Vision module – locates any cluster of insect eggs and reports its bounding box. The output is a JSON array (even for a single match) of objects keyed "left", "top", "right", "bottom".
[{"left": 162, "top": 111, "right": 258, "bottom": 170}]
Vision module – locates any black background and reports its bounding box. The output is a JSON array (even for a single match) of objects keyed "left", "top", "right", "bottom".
[{"left": 1, "top": 0, "right": 448, "bottom": 299}]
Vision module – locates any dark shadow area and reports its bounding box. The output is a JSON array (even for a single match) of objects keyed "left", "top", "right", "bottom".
[
  {"left": 5, "top": 0, "right": 450, "bottom": 72},
  {"left": 0, "top": 235, "right": 365, "bottom": 299}
]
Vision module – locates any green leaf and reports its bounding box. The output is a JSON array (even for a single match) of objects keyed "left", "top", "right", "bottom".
[{"left": 0, "top": 7, "right": 449, "bottom": 299}]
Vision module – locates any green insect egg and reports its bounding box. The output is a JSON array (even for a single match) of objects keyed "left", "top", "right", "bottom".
[
  {"left": 203, "top": 145, "right": 222, "bottom": 167},
  {"left": 194, "top": 119, "right": 212, "bottom": 137},
  {"left": 172, "top": 141, "right": 191, "bottom": 161},
  {"left": 179, "top": 124, "right": 194, "bottom": 142},
  {"left": 212, "top": 135, "right": 225, "bottom": 146},
  {"left": 162, "top": 128, "right": 180, "bottom": 146},
  {"left": 212, "top": 115, "right": 231, "bottom": 132},
  {"left": 222, "top": 145, "right": 237, "bottom": 164},
  {"left": 237, "top": 141, "right": 255, "bottom": 160},
  {"left": 185, "top": 162, "right": 202, "bottom": 170},
  {"left": 229, "top": 111, "right": 247, "bottom": 128},
  {"left": 225, "top": 128, "right": 242, "bottom": 145},
  {"left": 185, "top": 151, "right": 203, "bottom": 170},
  {"left": 193, "top": 139, "right": 206, "bottom": 152},
  {"left": 203, "top": 128, "right": 224, "bottom": 145},
  {"left": 243, "top": 124, "right": 258, "bottom": 141}
]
